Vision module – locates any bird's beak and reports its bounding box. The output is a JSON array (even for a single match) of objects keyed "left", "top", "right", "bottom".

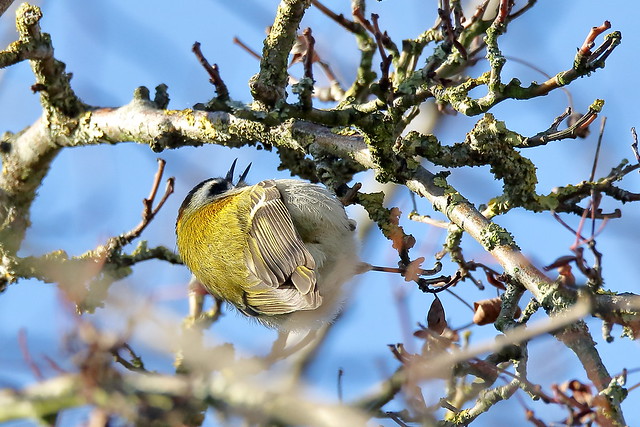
[
  {"left": 237, "top": 163, "right": 252, "bottom": 186},
  {"left": 225, "top": 158, "right": 238, "bottom": 183},
  {"left": 225, "top": 159, "right": 251, "bottom": 186}
]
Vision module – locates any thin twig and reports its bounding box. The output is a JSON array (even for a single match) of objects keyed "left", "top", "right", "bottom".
[
  {"left": 505, "top": 55, "right": 574, "bottom": 109},
  {"left": 495, "top": 0, "right": 513, "bottom": 24},
  {"left": 232, "top": 37, "right": 262, "bottom": 60},
  {"left": 42, "top": 355, "right": 67, "bottom": 375},
  {"left": 522, "top": 103, "right": 600, "bottom": 147},
  {"left": 579, "top": 21, "right": 612, "bottom": 56},
  {"left": 552, "top": 212, "right": 589, "bottom": 242},
  {"left": 408, "top": 212, "right": 449, "bottom": 229},
  {"left": 110, "top": 342, "right": 146, "bottom": 372},
  {"left": 587, "top": 118, "right": 606, "bottom": 239},
  {"left": 192, "top": 42, "right": 230, "bottom": 101},
  {"left": 467, "top": 0, "right": 491, "bottom": 25},
  {"left": 124, "top": 161, "right": 173, "bottom": 241},
  {"left": 589, "top": 117, "right": 607, "bottom": 182},
  {"left": 18, "top": 329, "right": 44, "bottom": 380},
  {"left": 339, "top": 182, "right": 361, "bottom": 206},
  {"left": 369, "top": 265, "right": 440, "bottom": 276},
  {"left": 445, "top": 288, "right": 475, "bottom": 312},
  {"left": 236, "top": 34, "right": 344, "bottom": 102},
  {"left": 572, "top": 199, "right": 593, "bottom": 250},
  {"left": 103, "top": 159, "right": 174, "bottom": 258},
  {"left": 631, "top": 127, "right": 640, "bottom": 165},
  {"left": 370, "top": 13, "right": 393, "bottom": 99},
  {"left": 311, "top": 0, "right": 362, "bottom": 34},
  {"left": 302, "top": 28, "right": 315, "bottom": 82},
  {"left": 352, "top": 7, "right": 375, "bottom": 33},
  {"left": 416, "top": 270, "right": 462, "bottom": 294},
  {"left": 438, "top": 1, "right": 467, "bottom": 60},
  {"left": 507, "top": 0, "right": 536, "bottom": 21}
]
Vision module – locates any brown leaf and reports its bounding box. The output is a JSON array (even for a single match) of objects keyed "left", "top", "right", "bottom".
[
  {"left": 404, "top": 257, "right": 425, "bottom": 282},
  {"left": 543, "top": 255, "right": 576, "bottom": 271},
  {"left": 558, "top": 264, "right": 576, "bottom": 288},
  {"left": 473, "top": 297, "right": 522, "bottom": 326},
  {"left": 485, "top": 271, "right": 506, "bottom": 290},
  {"left": 473, "top": 298, "right": 502, "bottom": 326},
  {"left": 388, "top": 207, "right": 415, "bottom": 253},
  {"left": 427, "top": 297, "right": 447, "bottom": 335},
  {"left": 289, "top": 34, "right": 320, "bottom": 66},
  {"left": 566, "top": 379, "right": 593, "bottom": 406}
]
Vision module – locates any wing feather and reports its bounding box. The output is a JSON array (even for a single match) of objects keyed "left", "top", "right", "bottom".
[{"left": 243, "top": 181, "right": 319, "bottom": 315}]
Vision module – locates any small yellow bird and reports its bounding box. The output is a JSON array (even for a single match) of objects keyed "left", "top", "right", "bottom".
[{"left": 176, "top": 160, "right": 360, "bottom": 331}]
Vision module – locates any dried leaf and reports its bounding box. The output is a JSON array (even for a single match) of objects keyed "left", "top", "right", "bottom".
[
  {"left": 485, "top": 271, "right": 506, "bottom": 290},
  {"left": 388, "top": 207, "right": 415, "bottom": 253},
  {"left": 473, "top": 297, "right": 522, "bottom": 326},
  {"left": 427, "top": 297, "right": 447, "bottom": 335},
  {"left": 289, "top": 34, "right": 320, "bottom": 66},
  {"left": 404, "top": 257, "right": 425, "bottom": 282},
  {"left": 543, "top": 255, "right": 576, "bottom": 271},
  {"left": 413, "top": 328, "right": 430, "bottom": 339},
  {"left": 558, "top": 264, "right": 576, "bottom": 288},
  {"left": 473, "top": 298, "right": 502, "bottom": 326},
  {"left": 566, "top": 379, "right": 593, "bottom": 406}
]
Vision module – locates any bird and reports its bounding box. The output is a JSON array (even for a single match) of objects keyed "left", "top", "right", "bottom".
[{"left": 175, "top": 160, "right": 361, "bottom": 331}]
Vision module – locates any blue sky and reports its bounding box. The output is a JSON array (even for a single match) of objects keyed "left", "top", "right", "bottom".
[{"left": 0, "top": 1, "right": 639, "bottom": 425}]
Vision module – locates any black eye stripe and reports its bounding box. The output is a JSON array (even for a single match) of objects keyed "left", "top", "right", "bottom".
[{"left": 206, "top": 180, "right": 232, "bottom": 198}]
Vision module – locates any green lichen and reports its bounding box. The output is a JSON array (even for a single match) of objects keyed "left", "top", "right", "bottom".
[
  {"left": 331, "top": 127, "right": 361, "bottom": 137},
  {"left": 197, "top": 115, "right": 219, "bottom": 141},
  {"left": 356, "top": 191, "right": 414, "bottom": 253},
  {"left": 75, "top": 111, "right": 106, "bottom": 144},
  {"left": 357, "top": 191, "right": 395, "bottom": 238},
  {"left": 532, "top": 194, "right": 560, "bottom": 211},
  {"left": 164, "top": 108, "right": 196, "bottom": 127},
  {"left": 357, "top": 191, "right": 386, "bottom": 219},
  {"left": 447, "top": 408, "right": 471, "bottom": 424},
  {"left": 480, "top": 223, "right": 518, "bottom": 251},
  {"left": 361, "top": 126, "right": 402, "bottom": 183},
  {"left": 248, "top": 0, "right": 311, "bottom": 107},
  {"left": 433, "top": 175, "right": 449, "bottom": 189},
  {"left": 16, "top": 3, "right": 42, "bottom": 35},
  {"left": 133, "top": 86, "right": 150, "bottom": 101}
]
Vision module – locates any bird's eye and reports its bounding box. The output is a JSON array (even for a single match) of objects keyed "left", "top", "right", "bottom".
[
  {"left": 180, "top": 178, "right": 227, "bottom": 212},
  {"left": 206, "top": 180, "right": 232, "bottom": 198}
]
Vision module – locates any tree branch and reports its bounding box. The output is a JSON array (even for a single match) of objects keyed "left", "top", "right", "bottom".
[
  {"left": 0, "top": 369, "right": 369, "bottom": 426},
  {"left": 249, "top": 0, "right": 312, "bottom": 107}
]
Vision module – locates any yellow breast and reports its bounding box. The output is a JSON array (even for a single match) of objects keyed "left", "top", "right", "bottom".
[{"left": 176, "top": 191, "right": 253, "bottom": 306}]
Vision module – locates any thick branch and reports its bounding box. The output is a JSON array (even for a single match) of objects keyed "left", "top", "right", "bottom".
[
  {"left": 12, "top": 3, "right": 86, "bottom": 117},
  {"left": 0, "top": 371, "right": 368, "bottom": 426},
  {"left": 0, "top": 3, "right": 87, "bottom": 266},
  {"left": 0, "top": 0, "right": 14, "bottom": 17},
  {"left": 249, "top": 0, "right": 311, "bottom": 107},
  {"left": 593, "top": 293, "right": 640, "bottom": 339},
  {"left": 0, "top": 122, "right": 59, "bottom": 258}
]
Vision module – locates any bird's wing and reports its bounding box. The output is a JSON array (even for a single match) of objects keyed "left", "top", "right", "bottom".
[{"left": 243, "top": 180, "right": 320, "bottom": 315}]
